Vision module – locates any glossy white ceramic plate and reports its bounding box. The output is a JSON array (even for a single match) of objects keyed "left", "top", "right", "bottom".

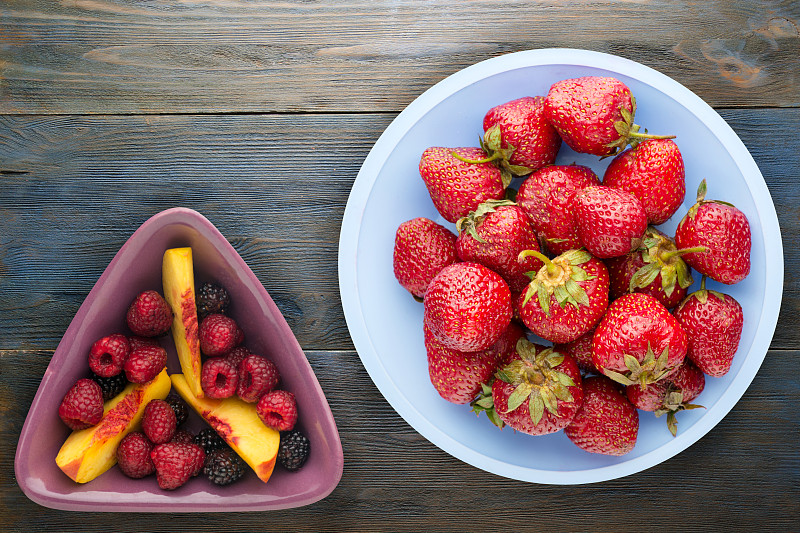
[{"left": 338, "top": 49, "right": 782, "bottom": 483}]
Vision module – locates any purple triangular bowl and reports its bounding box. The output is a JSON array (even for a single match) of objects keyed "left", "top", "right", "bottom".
[{"left": 15, "top": 207, "right": 343, "bottom": 512}]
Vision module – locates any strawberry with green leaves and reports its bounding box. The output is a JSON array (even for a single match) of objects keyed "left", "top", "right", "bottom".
[
  {"left": 603, "top": 138, "right": 686, "bottom": 225},
  {"left": 482, "top": 96, "right": 561, "bottom": 172},
  {"left": 673, "top": 276, "right": 744, "bottom": 377},
  {"left": 565, "top": 375, "right": 639, "bottom": 456},
  {"left": 424, "top": 262, "right": 512, "bottom": 352},
  {"left": 516, "top": 249, "right": 609, "bottom": 344},
  {"left": 626, "top": 359, "right": 705, "bottom": 436},
  {"left": 592, "top": 292, "right": 688, "bottom": 388},
  {"left": 605, "top": 227, "right": 707, "bottom": 309},
  {"left": 425, "top": 321, "right": 525, "bottom": 405},
  {"left": 488, "top": 339, "right": 583, "bottom": 435},
  {"left": 393, "top": 217, "right": 458, "bottom": 299},
  {"left": 573, "top": 185, "right": 648, "bottom": 259},
  {"left": 543, "top": 76, "right": 673, "bottom": 157},
  {"left": 455, "top": 200, "right": 544, "bottom": 293},
  {"left": 674, "top": 180, "right": 751, "bottom": 285},
  {"left": 516, "top": 164, "right": 600, "bottom": 255},
  {"left": 419, "top": 146, "right": 509, "bottom": 223}
]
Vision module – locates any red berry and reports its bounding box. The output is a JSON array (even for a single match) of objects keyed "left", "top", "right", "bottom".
[
  {"left": 126, "top": 290, "right": 173, "bottom": 337},
  {"left": 128, "top": 335, "right": 161, "bottom": 352},
  {"left": 237, "top": 354, "right": 280, "bottom": 403},
  {"left": 170, "top": 429, "right": 195, "bottom": 445},
  {"left": 393, "top": 217, "right": 458, "bottom": 298},
  {"left": 199, "top": 314, "right": 242, "bottom": 357},
  {"left": 150, "top": 442, "right": 206, "bottom": 490},
  {"left": 88, "top": 333, "right": 130, "bottom": 378},
  {"left": 554, "top": 328, "right": 597, "bottom": 374},
  {"left": 116, "top": 432, "right": 155, "bottom": 478},
  {"left": 58, "top": 378, "right": 104, "bottom": 430},
  {"left": 224, "top": 345, "right": 251, "bottom": 369},
  {"left": 124, "top": 345, "right": 167, "bottom": 383},
  {"left": 573, "top": 186, "right": 648, "bottom": 259},
  {"left": 142, "top": 399, "right": 177, "bottom": 444},
  {"left": 200, "top": 357, "right": 239, "bottom": 399},
  {"left": 256, "top": 390, "right": 298, "bottom": 431}
]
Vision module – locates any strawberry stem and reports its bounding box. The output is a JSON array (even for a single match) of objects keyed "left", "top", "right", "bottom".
[
  {"left": 519, "top": 249, "right": 558, "bottom": 277},
  {"left": 450, "top": 150, "right": 500, "bottom": 165},
  {"left": 660, "top": 246, "right": 709, "bottom": 261},
  {"left": 628, "top": 130, "right": 676, "bottom": 141}
]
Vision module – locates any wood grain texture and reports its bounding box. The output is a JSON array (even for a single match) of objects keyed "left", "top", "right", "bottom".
[
  {"left": 1, "top": 0, "right": 799, "bottom": 114},
  {"left": 3, "top": 348, "right": 799, "bottom": 531},
  {"left": 1, "top": 110, "right": 798, "bottom": 351}
]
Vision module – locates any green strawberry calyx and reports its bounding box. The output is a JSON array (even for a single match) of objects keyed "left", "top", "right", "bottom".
[
  {"left": 654, "top": 386, "right": 705, "bottom": 437},
  {"left": 519, "top": 249, "right": 595, "bottom": 316},
  {"left": 495, "top": 339, "right": 576, "bottom": 426},
  {"left": 684, "top": 179, "right": 737, "bottom": 220},
  {"left": 629, "top": 228, "right": 708, "bottom": 296},
  {"left": 606, "top": 97, "right": 676, "bottom": 157},
  {"left": 602, "top": 343, "right": 672, "bottom": 389},
  {"left": 470, "top": 380, "right": 505, "bottom": 429},
  {"left": 456, "top": 199, "right": 517, "bottom": 244},
  {"left": 450, "top": 125, "right": 532, "bottom": 188},
  {"left": 676, "top": 275, "right": 728, "bottom": 311}
]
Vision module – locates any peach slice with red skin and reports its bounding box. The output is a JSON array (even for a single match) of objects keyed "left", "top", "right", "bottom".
[
  {"left": 56, "top": 368, "right": 171, "bottom": 483},
  {"left": 171, "top": 373, "right": 280, "bottom": 483},
  {"left": 162, "top": 247, "right": 204, "bottom": 398}
]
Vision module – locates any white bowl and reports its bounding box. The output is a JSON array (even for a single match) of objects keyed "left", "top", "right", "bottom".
[{"left": 338, "top": 48, "right": 782, "bottom": 484}]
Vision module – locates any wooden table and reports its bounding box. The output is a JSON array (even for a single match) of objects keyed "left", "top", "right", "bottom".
[{"left": 2, "top": 1, "right": 799, "bottom": 531}]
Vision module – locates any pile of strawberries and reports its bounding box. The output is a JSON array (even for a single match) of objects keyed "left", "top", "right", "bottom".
[{"left": 393, "top": 76, "right": 751, "bottom": 454}]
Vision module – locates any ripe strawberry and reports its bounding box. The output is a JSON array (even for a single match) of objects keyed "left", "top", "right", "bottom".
[
  {"left": 126, "top": 290, "right": 173, "bottom": 337},
  {"left": 455, "top": 200, "right": 544, "bottom": 292},
  {"left": 516, "top": 164, "right": 600, "bottom": 254},
  {"left": 674, "top": 180, "right": 751, "bottom": 284},
  {"left": 573, "top": 185, "right": 648, "bottom": 259},
  {"left": 605, "top": 227, "right": 705, "bottom": 309},
  {"left": 516, "top": 249, "right": 609, "bottom": 344},
  {"left": 627, "top": 359, "right": 705, "bottom": 436},
  {"left": 603, "top": 139, "right": 686, "bottom": 225},
  {"left": 142, "top": 399, "right": 177, "bottom": 445},
  {"left": 419, "top": 146, "right": 509, "bottom": 223},
  {"left": 256, "top": 390, "right": 298, "bottom": 431},
  {"left": 481, "top": 96, "right": 561, "bottom": 172},
  {"left": 543, "top": 76, "right": 673, "bottom": 157},
  {"left": 425, "top": 321, "right": 524, "bottom": 405},
  {"left": 58, "top": 378, "right": 104, "bottom": 430},
  {"left": 393, "top": 217, "right": 458, "bottom": 299},
  {"left": 673, "top": 278, "right": 744, "bottom": 377},
  {"left": 150, "top": 442, "right": 206, "bottom": 490},
  {"left": 592, "top": 292, "right": 688, "bottom": 388},
  {"left": 554, "top": 328, "right": 597, "bottom": 374},
  {"left": 564, "top": 375, "right": 639, "bottom": 456},
  {"left": 423, "top": 262, "right": 512, "bottom": 352},
  {"left": 491, "top": 339, "right": 583, "bottom": 436}
]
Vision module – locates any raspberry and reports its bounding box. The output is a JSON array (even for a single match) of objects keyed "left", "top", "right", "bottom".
[
  {"left": 128, "top": 335, "right": 161, "bottom": 351},
  {"left": 256, "top": 390, "right": 298, "bottom": 431},
  {"left": 88, "top": 333, "right": 130, "bottom": 378},
  {"left": 58, "top": 378, "right": 104, "bottom": 430},
  {"left": 197, "top": 282, "right": 231, "bottom": 320},
  {"left": 142, "top": 399, "right": 177, "bottom": 444},
  {"left": 164, "top": 393, "right": 189, "bottom": 426},
  {"left": 203, "top": 448, "right": 246, "bottom": 486},
  {"left": 199, "top": 314, "right": 242, "bottom": 357},
  {"left": 200, "top": 357, "right": 239, "bottom": 399},
  {"left": 126, "top": 290, "right": 174, "bottom": 337},
  {"left": 224, "top": 345, "right": 250, "bottom": 369},
  {"left": 124, "top": 345, "right": 167, "bottom": 383},
  {"left": 150, "top": 442, "right": 206, "bottom": 490},
  {"left": 193, "top": 428, "right": 229, "bottom": 454},
  {"left": 170, "top": 429, "right": 194, "bottom": 445},
  {"left": 277, "top": 430, "right": 310, "bottom": 472},
  {"left": 237, "top": 354, "right": 280, "bottom": 403},
  {"left": 116, "top": 432, "right": 155, "bottom": 479},
  {"left": 90, "top": 371, "right": 128, "bottom": 401}
]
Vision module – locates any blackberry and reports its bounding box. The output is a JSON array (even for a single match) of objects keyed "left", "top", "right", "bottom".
[
  {"left": 193, "top": 428, "right": 229, "bottom": 454},
  {"left": 89, "top": 371, "right": 128, "bottom": 401},
  {"left": 277, "top": 430, "right": 310, "bottom": 471},
  {"left": 197, "top": 282, "right": 231, "bottom": 319},
  {"left": 164, "top": 393, "right": 190, "bottom": 427},
  {"left": 203, "top": 448, "right": 246, "bottom": 486}
]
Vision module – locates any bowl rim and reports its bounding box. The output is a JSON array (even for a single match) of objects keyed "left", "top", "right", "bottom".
[{"left": 338, "top": 48, "right": 783, "bottom": 484}]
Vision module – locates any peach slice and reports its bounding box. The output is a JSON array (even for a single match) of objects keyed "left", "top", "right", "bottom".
[
  {"left": 171, "top": 373, "right": 280, "bottom": 483},
  {"left": 162, "top": 247, "right": 204, "bottom": 398},
  {"left": 56, "top": 368, "right": 171, "bottom": 483}
]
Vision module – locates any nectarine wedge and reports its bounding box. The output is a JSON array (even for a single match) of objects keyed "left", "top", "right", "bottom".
[
  {"left": 56, "top": 368, "right": 171, "bottom": 483},
  {"left": 171, "top": 373, "right": 280, "bottom": 483},
  {"left": 162, "top": 247, "right": 204, "bottom": 398}
]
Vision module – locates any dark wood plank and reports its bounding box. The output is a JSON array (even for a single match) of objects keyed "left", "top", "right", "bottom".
[
  {"left": 1, "top": 110, "right": 798, "bottom": 351},
  {"left": 1, "top": 0, "right": 799, "bottom": 114},
  {"left": 4, "top": 348, "right": 799, "bottom": 531}
]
